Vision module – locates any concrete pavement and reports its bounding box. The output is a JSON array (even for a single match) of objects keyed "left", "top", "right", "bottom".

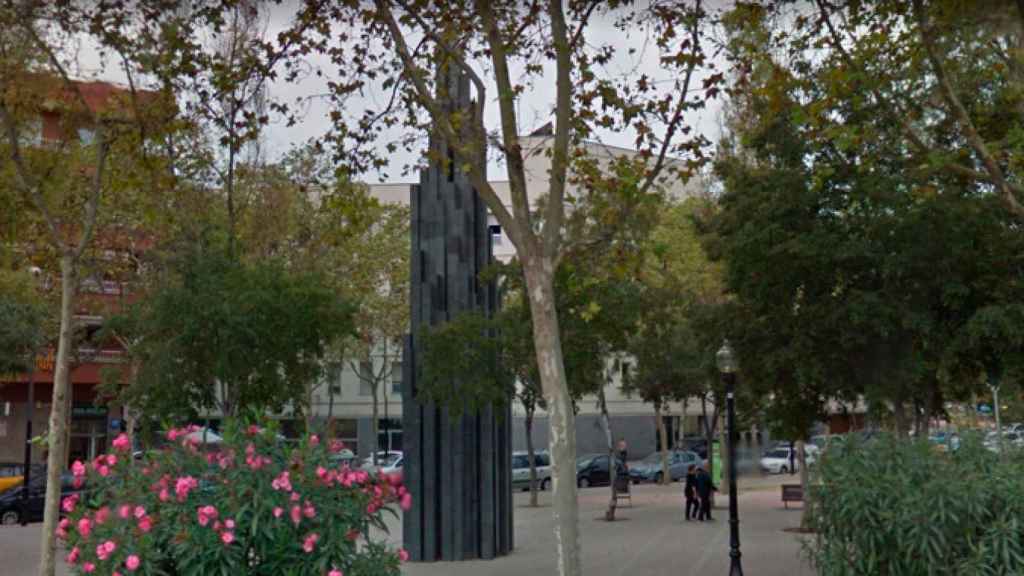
[{"left": 1, "top": 473, "right": 812, "bottom": 576}]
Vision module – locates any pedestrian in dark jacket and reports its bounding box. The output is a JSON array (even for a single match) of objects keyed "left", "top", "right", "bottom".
[
  {"left": 683, "top": 464, "right": 699, "bottom": 521},
  {"left": 695, "top": 466, "right": 716, "bottom": 521}
]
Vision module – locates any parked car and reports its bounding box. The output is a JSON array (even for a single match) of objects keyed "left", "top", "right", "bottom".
[
  {"left": 984, "top": 431, "right": 1024, "bottom": 453},
  {"left": 629, "top": 450, "right": 703, "bottom": 484},
  {"left": 361, "top": 451, "right": 403, "bottom": 477},
  {"left": 575, "top": 454, "right": 626, "bottom": 488},
  {"left": 680, "top": 437, "right": 709, "bottom": 459},
  {"left": 0, "top": 470, "right": 82, "bottom": 525},
  {"left": 511, "top": 451, "right": 551, "bottom": 491},
  {"left": 0, "top": 463, "right": 24, "bottom": 494},
  {"left": 759, "top": 445, "right": 818, "bottom": 474}
]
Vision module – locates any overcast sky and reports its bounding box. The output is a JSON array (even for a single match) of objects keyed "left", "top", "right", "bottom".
[{"left": 74, "top": 2, "right": 729, "bottom": 184}]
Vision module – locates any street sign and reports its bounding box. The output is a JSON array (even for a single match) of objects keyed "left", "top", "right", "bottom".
[{"left": 977, "top": 404, "right": 993, "bottom": 414}]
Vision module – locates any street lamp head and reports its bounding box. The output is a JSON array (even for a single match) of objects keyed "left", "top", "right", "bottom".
[{"left": 716, "top": 339, "right": 737, "bottom": 375}]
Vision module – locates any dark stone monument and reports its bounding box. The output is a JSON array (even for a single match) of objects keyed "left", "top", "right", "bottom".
[{"left": 401, "top": 67, "right": 513, "bottom": 561}]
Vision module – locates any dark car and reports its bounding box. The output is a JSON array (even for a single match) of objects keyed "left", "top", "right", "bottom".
[
  {"left": 576, "top": 454, "right": 626, "bottom": 488},
  {"left": 680, "top": 437, "right": 709, "bottom": 459},
  {"left": 0, "top": 469, "right": 82, "bottom": 526}
]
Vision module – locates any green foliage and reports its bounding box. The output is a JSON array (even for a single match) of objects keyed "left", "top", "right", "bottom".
[
  {"left": 0, "top": 268, "right": 48, "bottom": 374},
  {"left": 705, "top": 6, "right": 1024, "bottom": 434},
  {"left": 104, "top": 245, "right": 356, "bottom": 420},
  {"left": 60, "top": 420, "right": 405, "bottom": 575},
  {"left": 810, "top": 434, "right": 1024, "bottom": 575}
]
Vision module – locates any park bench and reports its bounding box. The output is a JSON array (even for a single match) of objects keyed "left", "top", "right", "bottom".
[
  {"left": 614, "top": 474, "right": 632, "bottom": 507},
  {"left": 781, "top": 484, "right": 803, "bottom": 508}
]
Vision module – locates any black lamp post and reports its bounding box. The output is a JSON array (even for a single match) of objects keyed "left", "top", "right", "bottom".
[{"left": 716, "top": 339, "right": 743, "bottom": 576}]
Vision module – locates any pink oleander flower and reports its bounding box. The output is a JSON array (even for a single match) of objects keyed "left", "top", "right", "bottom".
[
  {"left": 96, "top": 540, "right": 117, "bottom": 561},
  {"left": 400, "top": 492, "right": 413, "bottom": 511},
  {"left": 290, "top": 505, "right": 302, "bottom": 526},
  {"left": 386, "top": 472, "right": 403, "bottom": 487},
  {"left": 97, "top": 465, "right": 110, "bottom": 477},
  {"left": 308, "top": 434, "right": 319, "bottom": 447},
  {"left": 82, "top": 561, "right": 96, "bottom": 573},
  {"left": 271, "top": 471, "right": 292, "bottom": 492},
  {"left": 174, "top": 476, "right": 198, "bottom": 502},
  {"left": 66, "top": 547, "right": 80, "bottom": 564},
  {"left": 212, "top": 520, "right": 222, "bottom": 531},
  {"left": 77, "top": 517, "right": 93, "bottom": 538},
  {"left": 72, "top": 460, "right": 86, "bottom": 477},
  {"left": 197, "top": 505, "right": 218, "bottom": 527},
  {"left": 272, "top": 506, "right": 283, "bottom": 518},
  {"left": 56, "top": 518, "right": 69, "bottom": 540},
  {"left": 328, "top": 569, "right": 343, "bottom": 576},
  {"left": 246, "top": 424, "right": 260, "bottom": 436},
  {"left": 111, "top": 432, "right": 129, "bottom": 450},
  {"left": 62, "top": 494, "right": 79, "bottom": 513},
  {"left": 220, "top": 531, "right": 235, "bottom": 545},
  {"left": 133, "top": 505, "right": 146, "bottom": 519},
  {"left": 398, "top": 549, "right": 410, "bottom": 562},
  {"left": 316, "top": 466, "right": 328, "bottom": 480},
  {"left": 225, "top": 518, "right": 235, "bottom": 529},
  {"left": 106, "top": 454, "right": 118, "bottom": 467},
  {"left": 137, "top": 515, "right": 153, "bottom": 533},
  {"left": 125, "top": 554, "right": 140, "bottom": 571},
  {"left": 302, "top": 533, "right": 319, "bottom": 553},
  {"left": 118, "top": 504, "right": 133, "bottom": 519},
  {"left": 303, "top": 502, "right": 316, "bottom": 519},
  {"left": 329, "top": 439, "right": 345, "bottom": 453},
  {"left": 94, "top": 506, "right": 111, "bottom": 525},
  {"left": 290, "top": 492, "right": 301, "bottom": 502},
  {"left": 158, "top": 488, "right": 169, "bottom": 502}
]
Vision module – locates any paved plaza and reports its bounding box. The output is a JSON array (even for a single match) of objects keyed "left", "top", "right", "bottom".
[{"left": 0, "top": 473, "right": 812, "bottom": 576}]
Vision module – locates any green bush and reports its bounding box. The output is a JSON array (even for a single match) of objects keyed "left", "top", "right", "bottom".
[
  {"left": 60, "top": 420, "right": 407, "bottom": 576},
  {"left": 809, "top": 433, "right": 1024, "bottom": 575}
]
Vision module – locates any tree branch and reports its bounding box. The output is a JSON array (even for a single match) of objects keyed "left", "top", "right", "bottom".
[
  {"left": 375, "top": 0, "right": 525, "bottom": 251},
  {"left": 476, "top": 0, "right": 536, "bottom": 250},
  {"left": 816, "top": 0, "right": 1024, "bottom": 214},
  {"left": 912, "top": 0, "right": 1023, "bottom": 218},
  {"left": 73, "top": 134, "right": 109, "bottom": 260},
  {"left": 0, "top": 100, "right": 63, "bottom": 250},
  {"left": 637, "top": 0, "right": 703, "bottom": 197},
  {"left": 542, "top": 0, "right": 572, "bottom": 261}
]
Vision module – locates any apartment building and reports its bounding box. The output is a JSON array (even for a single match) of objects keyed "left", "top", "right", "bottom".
[{"left": 0, "top": 78, "right": 154, "bottom": 466}]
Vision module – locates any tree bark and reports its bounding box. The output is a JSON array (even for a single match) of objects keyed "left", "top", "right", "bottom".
[
  {"left": 598, "top": 386, "right": 617, "bottom": 521},
  {"left": 655, "top": 399, "right": 671, "bottom": 485},
  {"left": 797, "top": 439, "right": 811, "bottom": 530},
  {"left": 893, "top": 398, "right": 908, "bottom": 439},
  {"left": 524, "top": 262, "right": 580, "bottom": 576},
  {"left": 38, "top": 255, "right": 76, "bottom": 576},
  {"left": 525, "top": 405, "right": 539, "bottom": 508}
]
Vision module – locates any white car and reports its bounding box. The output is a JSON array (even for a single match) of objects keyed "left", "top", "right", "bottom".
[
  {"left": 511, "top": 451, "right": 551, "bottom": 491},
  {"left": 361, "top": 451, "right": 403, "bottom": 476},
  {"left": 759, "top": 445, "right": 818, "bottom": 474}
]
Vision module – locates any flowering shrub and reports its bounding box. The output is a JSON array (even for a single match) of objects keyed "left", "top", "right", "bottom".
[{"left": 60, "top": 421, "right": 407, "bottom": 575}]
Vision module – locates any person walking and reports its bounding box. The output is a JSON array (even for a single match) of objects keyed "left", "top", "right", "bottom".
[
  {"left": 684, "top": 464, "right": 699, "bottom": 521},
  {"left": 695, "top": 465, "right": 716, "bottom": 521}
]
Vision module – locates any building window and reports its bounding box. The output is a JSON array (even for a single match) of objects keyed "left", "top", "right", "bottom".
[
  {"left": 489, "top": 224, "right": 503, "bottom": 245},
  {"left": 77, "top": 128, "right": 96, "bottom": 145},
  {"left": 359, "top": 361, "right": 374, "bottom": 396},
  {"left": 391, "top": 361, "right": 402, "bottom": 394}
]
